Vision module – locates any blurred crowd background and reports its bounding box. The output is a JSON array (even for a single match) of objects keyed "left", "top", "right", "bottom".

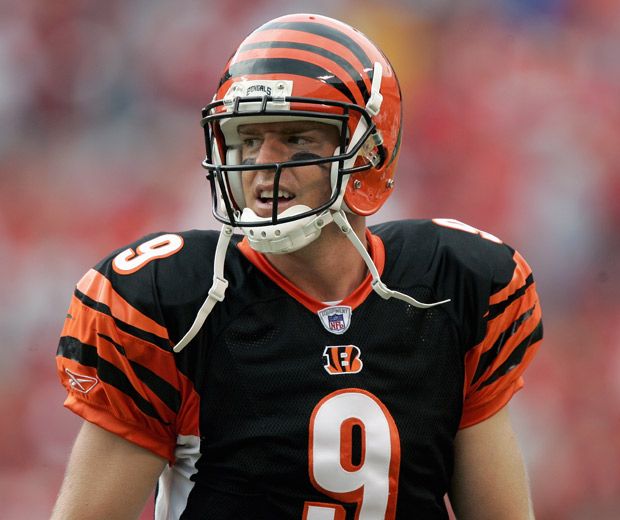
[{"left": 1, "top": 0, "right": 619, "bottom": 518}]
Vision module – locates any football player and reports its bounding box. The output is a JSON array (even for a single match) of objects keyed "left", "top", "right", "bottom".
[{"left": 53, "top": 13, "right": 542, "bottom": 520}]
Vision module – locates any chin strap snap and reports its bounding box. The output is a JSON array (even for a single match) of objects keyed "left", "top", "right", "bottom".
[
  {"left": 173, "top": 224, "right": 233, "bottom": 352},
  {"left": 332, "top": 211, "right": 451, "bottom": 309}
]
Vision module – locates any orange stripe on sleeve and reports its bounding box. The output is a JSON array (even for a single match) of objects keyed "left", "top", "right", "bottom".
[
  {"left": 63, "top": 295, "right": 179, "bottom": 386},
  {"left": 58, "top": 270, "right": 202, "bottom": 463},
  {"left": 460, "top": 333, "right": 541, "bottom": 429},
  {"left": 466, "top": 298, "right": 541, "bottom": 395},
  {"left": 489, "top": 250, "right": 532, "bottom": 305},
  {"left": 59, "top": 353, "right": 201, "bottom": 462},
  {"left": 77, "top": 269, "right": 169, "bottom": 340},
  {"left": 57, "top": 355, "right": 177, "bottom": 461},
  {"left": 175, "top": 372, "right": 201, "bottom": 438},
  {"left": 461, "top": 277, "right": 542, "bottom": 428},
  {"left": 463, "top": 285, "right": 539, "bottom": 394},
  {"left": 63, "top": 392, "right": 176, "bottom": 463}
]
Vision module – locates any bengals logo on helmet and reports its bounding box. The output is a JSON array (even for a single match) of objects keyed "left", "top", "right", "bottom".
[{"left": 323, "top": 345, "right": 363, "bottom": 375}]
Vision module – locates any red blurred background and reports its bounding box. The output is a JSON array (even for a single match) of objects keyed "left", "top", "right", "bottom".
[{"left": 1, "top": 1, "right": 619, "bottom": 518}]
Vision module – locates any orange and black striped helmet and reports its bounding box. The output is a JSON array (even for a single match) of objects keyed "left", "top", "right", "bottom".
[{"left": 201, "top": 13, "right": 402, "bottom": 227}]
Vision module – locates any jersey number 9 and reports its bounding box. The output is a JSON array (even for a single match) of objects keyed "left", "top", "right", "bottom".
[{"left": 304, "top": 389, "right": 401, "bottom": 520}]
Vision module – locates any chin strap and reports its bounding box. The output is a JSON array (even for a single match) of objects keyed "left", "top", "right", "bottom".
[
  {"left": 174, "top": 212, "right": 450, "bottom": 352},
  {"left": 173, "top": 224, "right": 233, "bottom": 352},
  {"left": 332, "top": 211, "right": 451, "bottom": 309}
]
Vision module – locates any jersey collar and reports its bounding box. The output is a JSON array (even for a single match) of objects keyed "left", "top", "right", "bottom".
[{"left": 237, "top": 229, "right": 385, "bottom": 313}]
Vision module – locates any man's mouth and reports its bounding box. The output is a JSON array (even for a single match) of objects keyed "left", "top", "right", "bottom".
[{"left": 257, "top": 189, "right": 296, "bottom": 204}]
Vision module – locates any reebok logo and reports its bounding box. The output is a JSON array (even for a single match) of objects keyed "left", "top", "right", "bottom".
[{"left": 65, "top": 368, "right": 99, "bottom": 394}]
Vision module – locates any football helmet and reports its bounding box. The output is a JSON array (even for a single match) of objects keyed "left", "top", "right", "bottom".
[{"left": 200, "top": 13, "right": 402, "bottom": 253}]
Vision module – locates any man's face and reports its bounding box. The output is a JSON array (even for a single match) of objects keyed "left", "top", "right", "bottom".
[{"left": 237, "top": 120, "right": 340, "bottom": 218}]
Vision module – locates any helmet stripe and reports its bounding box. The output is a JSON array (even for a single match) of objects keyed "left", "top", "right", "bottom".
[
  {"left": 239, "top": 41, "right": 370, "bottom": 102},
  {"left": 224, "top": 57, "right": 357, "bottom": 104},
  {"left": 258, "top": 21, "right": 373, "bottom": 71}
]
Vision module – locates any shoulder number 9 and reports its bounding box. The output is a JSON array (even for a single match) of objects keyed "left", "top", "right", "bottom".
[
  {"left": 304, "top": 389, "right": 401, "bottom": 520},
  {"left": 432, "top": 218, "right": 502, "bottom": 244},
  {"left": 112, "top": 234, "right": 184, "bottom": 274}
]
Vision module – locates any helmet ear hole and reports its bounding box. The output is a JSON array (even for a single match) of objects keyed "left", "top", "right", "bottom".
[{"left": 344, "top": 162, "right": 388, "bottom": 217}]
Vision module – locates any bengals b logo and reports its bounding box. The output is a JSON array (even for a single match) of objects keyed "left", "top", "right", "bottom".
[{"left": 323, "top": 345, "right": 363, "bottom": 375}]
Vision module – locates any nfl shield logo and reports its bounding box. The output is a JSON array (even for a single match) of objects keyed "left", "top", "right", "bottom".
[
  {"left": 317, "top": 305, "right": 352, "bottom": 335},
  {"left": 328, "top": 313, "right": 345, "bottom": 331}
]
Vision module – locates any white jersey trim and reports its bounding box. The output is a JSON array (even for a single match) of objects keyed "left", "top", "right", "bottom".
[{"left": 154, "top": 434, "right": 201, "bottom": 519}]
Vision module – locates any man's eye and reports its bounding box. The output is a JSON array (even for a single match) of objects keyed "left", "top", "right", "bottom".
[
  {"left": 242, "top": 138, "right": 260, "bottom": 148},
  {"left": 289, "top": 135, "right": 310, "bottom": 145}
]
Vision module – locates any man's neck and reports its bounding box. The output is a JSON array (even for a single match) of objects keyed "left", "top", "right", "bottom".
[{"left": 264, "top": 216, "right": 368, "bottom": 303}]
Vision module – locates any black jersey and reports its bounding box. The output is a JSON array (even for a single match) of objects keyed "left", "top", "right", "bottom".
[{"left": 56, "top": 219, "right": 542, "bottom": 519}]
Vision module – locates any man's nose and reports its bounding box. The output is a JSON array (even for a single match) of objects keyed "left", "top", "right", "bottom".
[{"left": 254, "top": 135, "right": 289, "bottom": 165}]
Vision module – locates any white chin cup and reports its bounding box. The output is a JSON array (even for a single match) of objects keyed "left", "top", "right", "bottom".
[{"left": 240, "top": 205, "right": 333, "bottom": 254}]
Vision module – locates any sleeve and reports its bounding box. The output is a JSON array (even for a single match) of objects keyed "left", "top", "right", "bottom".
[
  {"left": 56, "top": 267, "right": 200, "bottom": 463},
  {"left": 459, "top": 249, "right": 543, "bottom": 428}
]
